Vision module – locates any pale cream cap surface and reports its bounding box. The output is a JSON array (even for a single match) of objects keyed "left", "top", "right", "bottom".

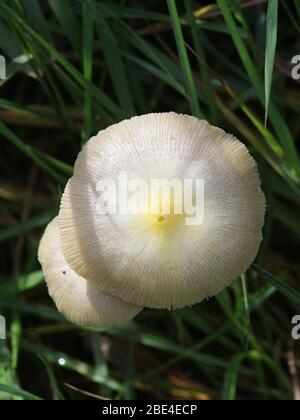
[
  {"left": 38, "top": 218, "right": 142, "bottom": 327},
  {"left": 58, "top": 113, "right": 265, "bottom": 309}
]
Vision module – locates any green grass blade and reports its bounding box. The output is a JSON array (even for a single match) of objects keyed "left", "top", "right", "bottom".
[
  {"left": 21, "top": 339, "right": 122, "bottom": 392},
  {"left": 122, "top": 25, "right": 185, "bottom": 94},
  {"left": 0, "top": 120, "right": 66, "bottom": 183},
  {"left": 104, "top": 326, "right": 228, "bottom": 369},
  {"left": 167, "top": 0, "right": 203, "bottom": 118},
  {"left": 217, "top": 0, "right": 300, "bottom": 177},
  {"left": 10, "top": 311, "right": 21, "bottom": 370},
  {"left": 22, "top": 0, "right": 53, "bottom": 42},
  {"left": 0, "top": 384, "right": 43, "bottom": 400},
  {"left": 37, "top": 356, "right": 65, "bottom": 400},
  {"left": 272, "top": 198, "right": 300, "bottom": 236},
  {"left": 293, "top": 0, "right": 300, "bottom": 21},
  {"left": 0, "top": 2, "right": 125, "bottom": 121},
  {"left": 48, "top": 0, "right": 81, "bottom": 57},
  {"left": 82, "top": 0, "right": 94, "bottom": 141},
  {"left": 0, "top": 210, "right": 55, "bottom": 243},
  {"left": 217, "top": 0, "right": 262, "bottom": 97},
  {"left": 0, "top": 271, "right": 44, "bottom": 298},
  {"left": 252, "top": 264, "right": 300, "bottom": 307},
  {"left": 97, "top": 16, "right": 136, "bottom": 117},
  {"left": 222, "top": 351, "right": 247, "bottom": 400},
  {"left": 0, "top": 299, "right": 64, "bottom": 322},
  {"left": 184, "top": 0, "right": 218, "bottom": 123},
  {"left": 0, "top": 20, "right": 22, "bottom": 57},
  {"left": 124, "top": 53, "right": 185, "bottom": 95},
  {"left": 264, "top": 0, "right": 278, "bottom": 126}
]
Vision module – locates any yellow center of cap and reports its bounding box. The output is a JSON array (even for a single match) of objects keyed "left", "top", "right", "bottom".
[{"left": 142, "top": 191, "right": 186, "bottom": 237}]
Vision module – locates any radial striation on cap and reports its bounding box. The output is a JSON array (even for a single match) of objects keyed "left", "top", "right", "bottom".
[
  {"left": 38, "top": 218, "right": 142, "bottom": 327},
  {"left": 58, "top": 113, "right": 265, "bottom": 309}
]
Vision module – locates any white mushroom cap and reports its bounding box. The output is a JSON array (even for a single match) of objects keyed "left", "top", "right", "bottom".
[
  {"left": 58, "top": 113, "right": 265, "bottom": 309},
  {"left": 38, "top": 217, "right": 142, "bottom": 327}
]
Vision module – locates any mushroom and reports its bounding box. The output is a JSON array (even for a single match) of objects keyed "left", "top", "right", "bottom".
[
  {"left": 57, "top": 112, "right": 265, "bottom": 311},
  {"left": 38, "top": 217, "right": 142, "bottom": 327}
]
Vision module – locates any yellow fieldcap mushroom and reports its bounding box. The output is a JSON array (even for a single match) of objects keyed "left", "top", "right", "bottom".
[
  {"left": 38, "top": 217, "right": 142, "bottom": 327},
  {"left": 58, "top": 113, "right": 265, "bottom": 310}
]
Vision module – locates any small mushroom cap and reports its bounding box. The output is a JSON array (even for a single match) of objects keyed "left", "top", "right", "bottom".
[
  {"left": 38, "top": 218, "right": 142, "bottom": 327},
  {"left": 58, "top": 113, "right": 265, "bottom": 309}
]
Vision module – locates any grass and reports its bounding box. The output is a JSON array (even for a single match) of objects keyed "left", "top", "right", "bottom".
[{"left": 0, "top": 0, "right": 299, "bottom": 400}]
